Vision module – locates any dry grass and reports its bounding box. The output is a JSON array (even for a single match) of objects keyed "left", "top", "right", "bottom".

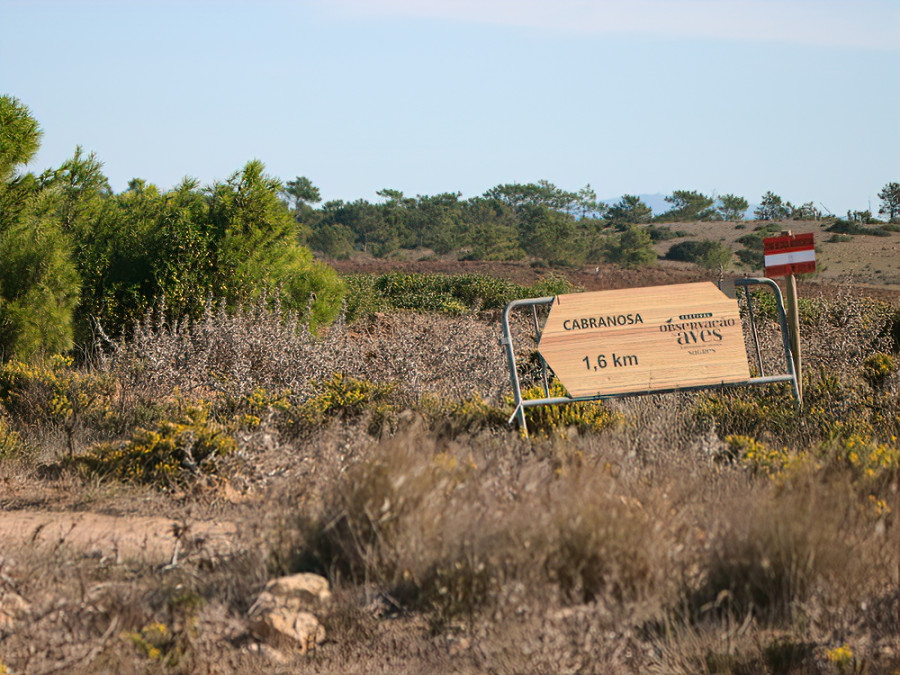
[{"left": 0, "top": 284, "right": 898, "bottom": 674}]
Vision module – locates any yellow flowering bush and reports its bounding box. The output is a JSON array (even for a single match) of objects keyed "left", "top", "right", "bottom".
[
  {"left": 421, "top": 381, "right": 619, "bottom": 438},
  {"left": 420, "top": 393, "right": 509, "bottom": 437},
  {"left": 125, "top": 621, "right": 172, "bottom": 661},
  {"left": 861, "top": 352, "right": 895, "bottom": 389},
  {"left": 867, "top": 494, "right": 891, "bottom": 517},
  {"left": 289, "top": 373, "right": 396, "bottom": 435},
  {"left": 0, "top": 356, "right": 115, "bottom": 432},
  {"left": 825, "top": 644, "right": 862, "bottom": 674},
  {"left": 0, "top": 414, "right": 24, "bottom": 458},
  {"left": 75, "top": 404, "right": 235, "bottom": 487},
  {"left": 221, "top": 386, "right": 293, "bottom": 430},
  {"left": 694, "top": 387, "right": 797, "bottom": 440},
  {"left": 725, "top": 434, "right": 811, "bottom": 479},
  {"left": 829, "top": 432, "right": 898, "bottom": 482},
  {"left": 696, "top": 370, "right": 899, "bottom": 459},
  {"left": 511, "top": 381, "right": 622, "bottom": 438}
]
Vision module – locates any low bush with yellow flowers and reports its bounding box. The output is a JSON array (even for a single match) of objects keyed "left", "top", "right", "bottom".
[{"left": 72, "top": 403, "right": 235, "bottom": 488}]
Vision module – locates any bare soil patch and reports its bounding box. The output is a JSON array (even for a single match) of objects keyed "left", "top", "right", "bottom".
[{"left": 0, "top": 509, "right": 237, "bottom": 565}]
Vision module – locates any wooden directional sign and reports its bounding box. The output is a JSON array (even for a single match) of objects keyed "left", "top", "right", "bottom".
[
  {"left": 538, "top": 282, "right": 750, "bottom": 397},
  {"left": 763, "top": 232, "right": 815, "bottom": 277}
]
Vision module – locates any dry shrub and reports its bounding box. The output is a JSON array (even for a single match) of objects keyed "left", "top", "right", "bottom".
[
  {"left": 300, "top": 421, "right": 679, "bottom": 627},
  {"left": 0, "top": 355, "right": 117, "bottom": 457},
  {"left": 470, "top": 598, "right": 653, "bottom": 675},
  {"left": 645, "top": 464, "right": 898, "bottom": 674},
  {"left": 99, "top": 299, "right": 511, "bottom": 406},
  {"left": 689, "top": 476, "right": 890, "bottom": 625},
  {"left": 2, "top": 283, "right": 898, "bottom": 674},
  {"left": 649, "top": 621, "right": 817, "bottom": 675},
  {"left": 0, "top": 520, "right": 272, "bottom": 675},
  {"left": 799, "top": 288, "right": 897, "bottom": 374}
]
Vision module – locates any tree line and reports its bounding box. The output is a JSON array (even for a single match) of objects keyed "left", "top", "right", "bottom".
[
  {"left": 1, "top": 96, "right": 343, "bottom": 362},
  {"left": 300, "top": 182, "right": 899, "bottom": 262},
  {"left": 2, "top": 93, "right": 898, "bottom": 362}
]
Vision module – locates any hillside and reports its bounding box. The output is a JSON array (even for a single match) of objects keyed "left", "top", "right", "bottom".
[{"left": 330, "top": 219, "right": 900, "bottom": 298}]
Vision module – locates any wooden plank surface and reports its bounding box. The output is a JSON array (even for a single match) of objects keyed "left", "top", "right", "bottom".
[{"left": 538, "top": 282, "right": 750, "bottom": 397}]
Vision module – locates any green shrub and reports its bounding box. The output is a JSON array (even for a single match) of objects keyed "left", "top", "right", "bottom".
[
  {"left": 736, "top": 249, "right": 764, "bottom": 269},
  {"left": 342, "top": 272, "right": 573, "bottom": 321},
  {"left": 753, "top": 222, "right": 782, "bottom": 235},
  {"left": 458, "top": 235, "right": 528, "bottom": 261},
  {"left": 645, "top": 225, "right": 688, "bottom": 242},
  {"left": 287, "top": 373, "right": 396, "bottom": 436},
  {"left": 74, "top": 404, "right": 235, "bottom": 487},
  {"left": 514, "top": 381, "right": 622, "bottom": 437},
  {"left": 0, "top": 356, "right": 116, "bottom": 449},
  {"left": 664, "top": 239, "right": 732, "bottom": 269},
  {"left": 861, "top": 352, "right": 895, "bottom": 390},
  {"left": 0, "top": 217, "right": 81, "bottom": 361},
  {"left": 736, "top": 233, "right": 764, "bottom": 250},
  {"left": 1, "top": 97, "right": 82, "bottom": 361},
  {"left": 601, "top": 225, "right": 657, "bottom": 268},
  {"left": 826, "top": 219, "right": 892, "bottom": 237}
]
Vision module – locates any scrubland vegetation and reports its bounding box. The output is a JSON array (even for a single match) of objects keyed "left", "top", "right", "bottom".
[
  {"left": 0, "top": 281, "right": 897, "bottom": 674},
  {"left": 1, "top": 93, "right": 899, "bottom": 673}
]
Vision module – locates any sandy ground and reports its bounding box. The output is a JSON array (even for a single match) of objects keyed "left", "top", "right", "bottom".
[{"left": 0, "top": 509, "right": 238, "bottom": 565}]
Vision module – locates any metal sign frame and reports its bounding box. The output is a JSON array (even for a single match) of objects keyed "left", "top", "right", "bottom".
[{"left": 500, "top": 278, "right": 800, "bottom": 436}]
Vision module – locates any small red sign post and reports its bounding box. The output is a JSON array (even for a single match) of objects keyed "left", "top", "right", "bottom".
[
  {"left": 762, "top": 231, "right": 813, "bottom": 402},
  {"left": 763, "top": 232, "right": 815, "bottom": 278}
]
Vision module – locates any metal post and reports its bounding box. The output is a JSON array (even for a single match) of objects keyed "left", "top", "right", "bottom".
[
  {"left": 743, "top": 287, "right": 765, "bottom": 377},
  {"left": 735, "top": 278, "right": 801, "bottom": 406},
  {"left": 531, "top": 304, "right": 551, "bottom": 398},
  {"left": 785, "top": 273, "right": 803, "bottom": 402},
  {"left": 500, "top": 297, "right": 556, "bottom": 437}
]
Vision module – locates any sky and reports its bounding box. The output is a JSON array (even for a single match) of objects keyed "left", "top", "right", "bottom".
[{"left": 1, "top": 0, "right": 898, "bottom": 216}]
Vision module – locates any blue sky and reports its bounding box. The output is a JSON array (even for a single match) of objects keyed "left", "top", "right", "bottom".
[{"left": 2, "top": 0, "right": 897, "bottom": 216}]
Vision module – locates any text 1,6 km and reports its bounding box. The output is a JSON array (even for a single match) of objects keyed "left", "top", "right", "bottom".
[{"left": 582, "top": 353, "right": 639, "bottom": 371}]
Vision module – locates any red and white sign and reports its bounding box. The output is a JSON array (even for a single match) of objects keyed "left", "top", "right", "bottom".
[{"left": 763, "top": 232, "right": 816, "bottom": 277}]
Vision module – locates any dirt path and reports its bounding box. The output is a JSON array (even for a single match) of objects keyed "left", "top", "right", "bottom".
[{"left": 0, "top": 509, "right": 238, "bottom": 565}]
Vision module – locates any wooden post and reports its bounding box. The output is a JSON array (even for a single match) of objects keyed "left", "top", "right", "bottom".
[{"left": 783, "top": 231, "right": 803, "bottom": 403}]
